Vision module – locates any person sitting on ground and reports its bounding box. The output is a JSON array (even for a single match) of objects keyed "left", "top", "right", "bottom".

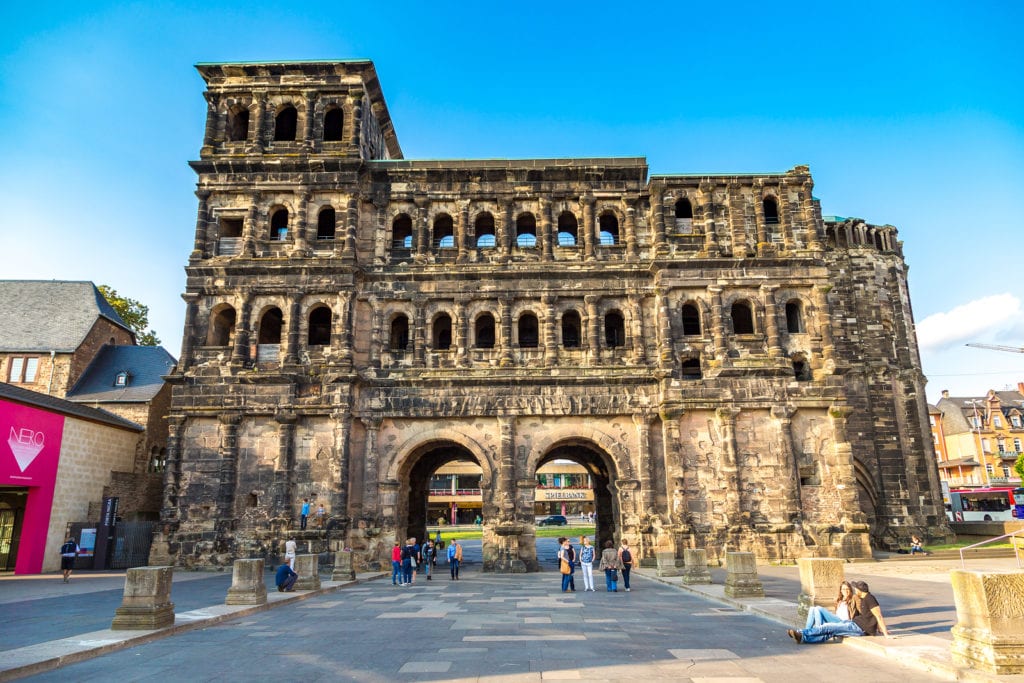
[
  {"left": 788, "top": 580, "right": 891, "bottom": 644},
  {"left": 804, "top": 581, "right": 855, "bottom": 630},
  {"left": 276, "top": 561, "right": 298, "bottom": 592},
  {"left": 909, "top": 534, "right": 929, "bottom": 555}
]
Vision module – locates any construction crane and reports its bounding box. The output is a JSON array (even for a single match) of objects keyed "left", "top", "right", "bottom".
[{"left": 965, "top": 343, "right": 1024, "bottom": 353}]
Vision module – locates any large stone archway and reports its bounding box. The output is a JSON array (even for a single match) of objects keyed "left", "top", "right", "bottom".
[{"left": 534, "top": 442, "right": 620, "bottom": 550}]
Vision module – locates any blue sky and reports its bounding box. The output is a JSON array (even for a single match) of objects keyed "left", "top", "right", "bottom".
[{"left": 2, "top": 1, "right": 1022, "bottom": 400}]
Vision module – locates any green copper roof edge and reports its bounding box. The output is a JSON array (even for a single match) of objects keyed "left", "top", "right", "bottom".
[{"left": 195, "top": 59, "right": 373, "bottom": 67}]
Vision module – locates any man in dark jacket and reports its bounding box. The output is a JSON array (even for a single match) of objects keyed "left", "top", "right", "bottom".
[{"left": 276, "top": 561, "right": 298, "bottom": 592}]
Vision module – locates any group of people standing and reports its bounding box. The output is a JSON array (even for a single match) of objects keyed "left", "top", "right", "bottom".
[
  {"left": 391, "top": 537, "right": 463, "bottom": 585},
  {"left": 558, "top": 537, "right": 635, "bottom": 593}
]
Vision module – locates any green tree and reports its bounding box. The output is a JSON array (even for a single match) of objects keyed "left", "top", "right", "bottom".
[
  {"left": 1015, "top": 452, "right": 1024, "bottom": 482},
  {"left": 98, "top": 284, "right": 161, "bottom": 346}
]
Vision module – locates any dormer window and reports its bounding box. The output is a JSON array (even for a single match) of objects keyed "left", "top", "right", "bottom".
[{"left": 114, "top": 371, "right": 130, "bottom": 387}]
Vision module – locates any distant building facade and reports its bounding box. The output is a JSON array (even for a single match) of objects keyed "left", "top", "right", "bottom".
[
  {"left": 934, "top": 386, "right": 1024, "bottom": 488},
  {"left": 159, "top": 60, "right": 948, "bottom": 572}
]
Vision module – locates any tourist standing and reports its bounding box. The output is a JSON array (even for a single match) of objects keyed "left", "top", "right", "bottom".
[
  {"left": 391, "top": 542, "right": 402, "bottom": 586},
  {"left": 423, "top": 540, "right": 435, "bottom": 580},
  {"left": 598, "top": 540, "right": 620, "bottom": 592},
  {"left": 578, "top": 536, "right": 595, "bottom": 591},
  {"left": 617, "top": 539, "right": 634, "bottom": 592},
  {"left": 401, "top": 537, "right": 417, "bottom": 585},
  {"left": 565, "top": 537, "right": 577, "bottom": 591},
  {"left": 59, "top": 536, "right": 79, "bottom": 583},
  {"left": 300, "top": 498, "right": 310, "bottom": 530},
  {"left": 285, "top": 538, "right": 297, "bottom": 570},
  {"left": 557, "top": 538, "right": 573, "bottom": 592},
  {"left": 448, "top": 539, "right": 462, "bottom": 579},
  {"left": 315, "top": 503, "right": 326, "bottom": 529}
]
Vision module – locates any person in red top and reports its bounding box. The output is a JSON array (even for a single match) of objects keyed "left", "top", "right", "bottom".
[{"left": 391, "top": 542, "right": 402, "bottom": 586}]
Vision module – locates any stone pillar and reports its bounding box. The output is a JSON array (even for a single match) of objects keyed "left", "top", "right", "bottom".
[
  {"left": 275, "top": 412, "right": 297, "bottom": 517},
  {"left": 542, "top": 294, "right": 558, "bottom": 366},
  {"left": 331, "top": 549, "right": 356, "bottom": 582},
  {"left": 540, "top": 198, "right": 553, "bottom": 261},
  {"left": 699, "top": 183, "right": 719, "bottom": 256},
  {"left": 724, "top": 552, "right": 764, "bottom": 598},
  {"left": 727, "top": 182, "right": 748, "bottom": 257},
  {"left": 498, "top": 298, "right": 514, "bottom": 367},
  {"left": 226, "top": 558, "right": 267, "bottom": 605},
  {"left": 829, "top": 404, "right": 866, "bottom": 527},
  {"left": 341, "top": 197, "right": 358, "bottom": 262},
  {"left": 814, "top": 285, "right": 834, "bottom": 364},
  {"left": 633, "top": 413, "right": 655, "bottom": 515},
  {"left": 629, "top": 294, "right": 646, "bottom": 364},
  {"left": 367, "top": 297, "right": 382, "bottom": 368},
  {"left": 302, "top": 91, "right": 315, "bottom": 151},
  {"left": 951, "top": 570, "right": 1024, "bottom": 674},
  {"left": 294, "top": 554, "right": 321, "bottom": 591},
  {"left": 717, "top": 407, "right": 742, "bottom": 526},
  {"left": 284, "top": 294, "right": 301, "bottom": 364},
  {"left": 292, "top": 190, "right": 311, "bottom": 255},
  {"left": 361, "top": 417, "right": 382, "bottom": 513},
  {"left": 456, "top": 200, "right": 469, "bottom": 263},
  {"left": 178, "top": 294, "right": 199, "bottom": 371},
  {"left": 330, "top": 407, "right": 352, "bottom": 526},
  {"left": 161, "top": 416, "right": 185, "bottom": 523},
  {"left": 796, "top": 558, "right": 843, "bottom": 617},
  {"left": 682, "top": 548, "right": 712, "bottom": 584},
  {"left": 651, "top": 185, "right": 667, "bottom": 253},
  {"left": 771, "top": 406, "right": 803, "bottom": 524},
  {"left": 801, "top": 180, "right": 821, "bottom": 250},
  {"left": 760, "top": 284, "right": 783, "bottom": 358},
  {"left": 111, "top": 566, "right": 175, "bottom": 630},
  {"left": 455, "top": 301, "right": 469, "bottom": 367},
  {"left": 500, "top": 199, "right": 514, "bottom": 261},
  {"left": 217, "top": 413, "right": 241, "bottom": 526},
  {"left": 655, "top": 288, "right": 673, "bottom": 368},
  {"left": 753, "top": 184, "right": 768, "bottom": 251},
  {"left": 241, "top": 193, "right": 259, "bottom": 257},
  {"left": 250, "top": 96, "right": 266, "bottom": 153},
  {"left": 655, "top": 551, "right": 681, "bottom": 577},
  {"left": 230, "top": 296, "right": 251, "bottom": 366},
  {"left": 414, "top": 197, "right": 428, "bottom": 258},
  {"left": 412, "top": 297, "right": 426, "bottom": 367},
  {"left": 623, "top": 198, "right": 638, "bottom": 259},
  {"left": 708, "top": 286, "right": 728, "bottom": 363},
  {"left": 497, "top": 416, "right": 516, "bottom": 522},
  {"left": 585, "top": 295, "right": 600, "bottom": 362},
  {"left": 581, "top": 196, "right": 595, "bottom": 260},
  {"left": 348, "top": 91, "right": 363, "bottom": 148},
  {"left": 336, "top": 291, "right": 354, "bottom": 366},
  {"left": 201, "top": 92, "right": 218, "bottom": 152},
  {"left": 191, "top": 190, "right": 211, "bottom": 260}
]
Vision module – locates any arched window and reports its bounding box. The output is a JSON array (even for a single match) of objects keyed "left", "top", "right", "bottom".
[
  {"left": 731, "top": 301, "right": 754, "bottom": 334},
  {"left": 475, "top": 313, "right": 496, "bottom": 349},
  {"left": 475, "top": 213, "right": 496, "bottom": 248},
  {"left": 317, "top": 207, "right": 336, "bottom": 240},
  {"left": 605, "top": 311, "right": 625, "bottom": 347},
  {"left": 308, "top": 306, "right": 331, "bottom": 346},
  {"left": 518, "top": 313, "right": 539, "bottom": 348},
  {"left": 270, "top": 208, "right": 288, "bottom": 241},
  {"left": 207, "top": 305, "right": 236, "bottom": 346},
  {"left": 874, "top": 230, "right": 885, "bottom": 251},
  {"left": 390, "top": 314, "right": 409, "bottom": 351},
  {"left": 258, "top": 308, "right": 283, "bottom": 344},
  {"left": 432, "top": 314, "right": 452, "bottom": 350},
  {"left": 434, "top": 214, "right": 455, "bottom": 249},
  {"left": 785, "top": 300, "right": 804, "bottom": 333},
  {"left": 323, "top": 108, "right": 344, "bottom": 141},
  {"left": 392, "top": 214, "right": 413, "bottom": 250},
  {"left": 227, "top": 106, "right": 249, "bottom": 142},
  {"left": 599, "top": 212, "right": 619, "bottom": 245},
  {"left": 561, "top": 310, "right": 581, "bottom": 348},
  {"left": 557, "top": 211, "right": 578, "bottom": 246},
  {"left": 793, "top": 355, "right": 812, "bottom": 381},
  {"left": 763, "top": 197, "right": 779, "bottom": 225},
  {"left": 274, "top": 105, "right": 298, "bottom": 142},
  {"left": 681, "top": 358, "right": 702, "bottom": 380},
  {"left": 674, "top": 198, "right": 693, "bottom": 233},
  {"left": 516, "top": 213, "right": 537, "bottom": 248},
  {"left": 681, "top": 303, "right": 701, "bottom": 336}
]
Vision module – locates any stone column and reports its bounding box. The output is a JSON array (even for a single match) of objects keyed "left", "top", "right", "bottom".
[
  {"left": 161, "top": 416, "right": 185, "bottom": 523},
  {"left": 217, "top": 413, "right": 241, "bottom": 526},
  {"left": 191, "top": 190, "right": 211, "bottom": 260},
  {"left": 414, "top": 196, "right": 428, "bottom": 258},
  {"left": 241, "top": 193, "right": 260, "bottom": 257},
  {"left": 284, "top": 294, "right": 302, "bottom": 364},
  {"left": 111, "top": 566, "right": 175, "bottom": 630},
  {"left": 796, "top": 558, "right": 843, "bottom": 617},
  {"left": 275, "top": 412, "right": 297, "bottom": 518},
  {"left": 226, "top": 558, "right": 267, "bottom": 605},
  {"left": 361, "top": 417, "right": 382, "bottom": 513},
  {"left": 540, "top": 198, "right": 553, "bottom": 261},
  {"left": 292, "top": 190, "right": 311, "bottom": 255},
  {"left": 651, "top": 185, "right": 667, "bottom": 253},
  {"left": 661, "top": 405, "right": 686, "bottom": 523},
  {"left": 341, "top": 197, "right": 358, "bottom": 262},
  {"left": 456, "top": 200, "right": 470, "bottom": 263},
  {"left": 497, "top": 416, "right": 516, "bottom": 521},
  {"left": 801, "top": 180, "right": 822, "bottom": 250},
  {"left": 498, "top": 298, "right": 514, "bottom": 367},
  {"left": 455, "top": 301, "right": 469, "bottom": 366},
  {"left": 717, "top": 407, "right": 742, "bottom": 526},
  {"left": 330, "top": 407, "right": 352, "bottom": 526},
  {"left": 727, "top": 182, "right": 748, "bottom": 257},
  {"left": 302, "top": 91, "right": 315, "bottom": 151},
  {"left": 828, "top": 404, "right": 866, "bottom": 527},
  {"left": 814, "top": 285, "right": 834, "bottom": 363},
  {"left": 348, "top": 90, "right": 363, "bottom": 149},
  {"left": 542, "top": 294, "right": 558, "bottom": 366},
  {"left": 724, "top": 552, "right": 764, "bottom": 598},
  {"left": 699, "top": 183, "right": 720, "bottom": 256},
  {"left": 250, "top": 95, "right": 266, "bottom": 153},
  {"left": 230, "top": 295, "right": 251, "bottom": 366},
  {"left": 633, "top": 413, "right": 656, "bottom": 516},
  {"left": 367, "top": 297, "right": 382, "bottom": 368},
  {"left": 951, "top": 569, "right": 1024, "bottom": 674},
  {"left": 585, "top": 295, "right": 600, "bottom": 362},
  {"left": 336, "top": 291, "right": 354, "bottom": 366},
  {"left": 500, "top": 199, "right": 513, "bottom": 261},
  {"left": 629, "top": 294, "right": 646, "bottom": 364},
  {"left": 782, "top": 193, "right": 798, "bottom": 251},
  {"left": 682, "top": 548, "right": 712, "bottom": 584},
  {"left": 760, "top": 284, "right": 783, "bottom": 358},
  {"left": 753, "top": 184, "right": 768, "bottom": 251},
  {"left": 331, "top": 549, "right": 356, "bottom": 581},
  {"left": 412, "top": 297, "right": 426, "bottom": 367},
  {"left": 581, "top": 196, "right": 596, "bottom": 260},
  {"left": 294, "top": 554, "right": 321, "bottom": 590},
  {"left": 201, "top": 92, "right": 218, "bottom": 152},
  {"left": 623, "top": 198, "right": 638, "bottom": 259},
  {"left": 178, "top": 294, "right": 199, "bottom": 371},
  {"left": 771, "top": 406, "right": 803, "bottom": 524},
  {"left": 708, "top": 286, "right": 728, "bottom": 363}
]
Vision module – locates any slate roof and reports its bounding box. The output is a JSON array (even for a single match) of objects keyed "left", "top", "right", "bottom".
[
  {"left": 0, "top": 280, "right": 134, "bottom": 352},
  {"left": 0, "top": 382, "right": 142, "bottom": 431},
  {"left": 66, "top": 345, "right": 177, "bottom": 403}
]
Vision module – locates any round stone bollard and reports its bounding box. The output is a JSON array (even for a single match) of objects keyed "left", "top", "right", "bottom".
[
  {"left": 724, "top": 551, "right": 764, "bottom": 598},
  {"left": 950, "top": 569, "right": 1024, "bottom": 674},
  {"left": 226, "top": 558, "right": 267, "bottom": 605},
  {"left": 796, "top": 558, "right": 844, "bottom": 618},
  {"left": 682, "top": 548, "right": 712, "bottom": 585},
  {"left": 111, "top": 566, "right": 175, "bottom": 630},
  {"left": 331, "top": 549, "right": 356, "bottom": 582},
  {"left": 294, "top": 553, "right": 322, "bottom": 591}
]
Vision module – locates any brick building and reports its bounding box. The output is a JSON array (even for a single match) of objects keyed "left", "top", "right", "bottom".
[{"left": 158, "top": 60, "right": 948, "bottom": 571}]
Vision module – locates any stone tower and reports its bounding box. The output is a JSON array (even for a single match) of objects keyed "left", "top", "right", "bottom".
[{"left": 156, "top": 60, "right": 949, "bottom": 570}]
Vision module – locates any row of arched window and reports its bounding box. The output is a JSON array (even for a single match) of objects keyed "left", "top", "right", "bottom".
[
  {"left": 224, "top": 104, "right": 345, "bottom": 144},
  {"left": 203, "top": 299, "right": 806, "bottom": 349}
]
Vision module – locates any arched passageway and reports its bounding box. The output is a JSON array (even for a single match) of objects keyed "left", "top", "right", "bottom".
[
  {"left": 399, "top": 442, "right": 483, "bottom": 547},
  {"left": 535, "top": 442, "right": 618, "bottom": 553}
]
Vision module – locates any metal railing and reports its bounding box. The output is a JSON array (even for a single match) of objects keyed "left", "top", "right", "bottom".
[{"left": 959, "top": 528, "right": 1024, "bottom": 568}]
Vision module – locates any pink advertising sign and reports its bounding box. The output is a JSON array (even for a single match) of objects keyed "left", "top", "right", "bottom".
[{"left": 0, "top": 398, "right": 66, "bottom": 573}]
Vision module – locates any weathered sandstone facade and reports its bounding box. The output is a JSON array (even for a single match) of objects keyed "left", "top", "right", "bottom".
[{"left": 159, "top": 60, "right": 948, "bottom": 571}]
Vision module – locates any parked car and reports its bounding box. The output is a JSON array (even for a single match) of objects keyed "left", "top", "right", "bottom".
[{"left": 538, "top": 515, "right": 568, "bottom": 526}]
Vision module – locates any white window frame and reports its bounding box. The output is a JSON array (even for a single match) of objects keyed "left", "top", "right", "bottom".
[{"left": 7, "top": 356, "right": 38, "bottom": 383}]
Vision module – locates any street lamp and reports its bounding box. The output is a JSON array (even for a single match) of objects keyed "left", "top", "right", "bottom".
[{"left": 965, "top": 399, "right": 991, "bottom": 488}]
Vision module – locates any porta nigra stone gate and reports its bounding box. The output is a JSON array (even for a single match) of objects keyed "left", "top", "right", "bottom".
[{"left": 154, "top": 60, "right": 949, "bottom": 572}]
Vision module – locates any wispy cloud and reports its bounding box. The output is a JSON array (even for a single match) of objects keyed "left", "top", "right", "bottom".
[{"left": 917, "top": 294, "right": 1022, "bottom": 351}]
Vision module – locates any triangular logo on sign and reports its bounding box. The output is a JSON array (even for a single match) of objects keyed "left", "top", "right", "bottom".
[{"left": 8, "top": 427, "right": 45, "bottom": 473}]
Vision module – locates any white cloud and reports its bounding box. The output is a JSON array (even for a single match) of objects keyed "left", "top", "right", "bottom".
[{"left": 916, "top": 293, "right": 1022, "bottom": 351}]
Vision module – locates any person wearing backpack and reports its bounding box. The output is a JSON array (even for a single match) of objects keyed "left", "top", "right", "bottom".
[
  {"left": 59, "top": 536, "right": 79, "bottom": 583},
  {"left": 617, "top": 539, "right": 634, "bottom": 592},
  {"left": 578, "top": 536, "right": 596, "bottom": 591},
  {"left": 598, "top": 540, "right": 620, "bottom": 592}
]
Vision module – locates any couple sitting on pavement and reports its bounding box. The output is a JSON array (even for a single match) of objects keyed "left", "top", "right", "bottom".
[{"left": 788, "top": 580, "right": 891, "bottom": 644}]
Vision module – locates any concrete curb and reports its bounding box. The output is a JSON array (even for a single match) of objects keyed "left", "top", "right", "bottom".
[
  {"left": 0, "top": 571, "right": 388, "bottom": 683},
  {"left": 634, "top": 569, "right": 1022, "bottom": 683}
]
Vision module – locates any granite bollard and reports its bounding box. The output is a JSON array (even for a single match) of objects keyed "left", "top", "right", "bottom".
[
  {"left": 331, "top": 549, "right": 356, "bottom": 581},
  {"left": 950, "top": 569, "right": 1024, "bottom": 674},
  {"left": 796, "top": 558, "right": 844, "bottom": 618},
  {"left": 682, "top": 548, "right": 712, "bottom": 585},
  {"left": 294, "top": 553, "right": 321, "bottom": 590},
  {"left": 226, "top": 558, "right": 267, "bottom": 605},
  {"left": 724, "top": 551, "right": 764, "bottom": 598},
  {"left": 111, "top": 566, "right": 175, "bottom": 630}
]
